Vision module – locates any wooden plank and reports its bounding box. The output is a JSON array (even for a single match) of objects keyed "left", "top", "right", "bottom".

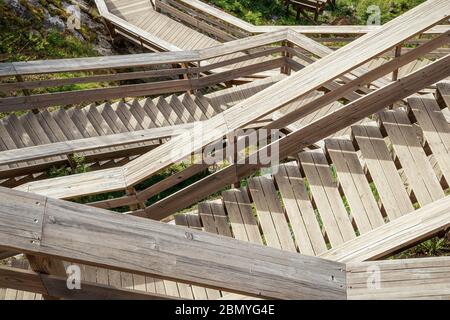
[
  {"left": 298, "top": 150, "right": 356, "bottom": 247},
  {"left": 321, "top": 195, "right": 450, "bottom": 263},
  {"left": 0, "top": 50, "right": 200, "bottom": 76},
  {"left": 155, "top": 97, "right": 183, "bottom": 125},
  {"left": 0, "top": 186, "right": 347, "bottom": 300},
  {"left": 4, "top": 115, "right": 43, "bottom": 167},
  {"left": 325, "top": 138, "right": 384, "bottom": 233},
  {"left": 437, "top": 81, "right": 450, "bottom": 109},
  {"left": 378, "top": 109, "right": 444, "bottom": 206},
  {"left": 175, "top": 213, "right": 217, "bottom": 300},
  {"left": 0, "top": 122, "right": 195, "bottom": 166},
  {"left": 248, "top": 177, "right": 297, "bottom": 251},
  {"left": 21, "top": 113, "right": 64, "bottom": 163},
  {"left": 273, "top": 162, "right": 327, "bottom": 255},
  {"left": 408, "top": 95, "right": 450, "bottom": 185},
  {"left": 129, "top": 99, "right": 156, "bottom": 129},
  {"left": 347, "top": 257, "right": 450, "bottom": 300},
  {"left": 222, "top": 188, "right": 263, "bottom": 245},
  {"left": 0, "top": 265, "right": 178, "bottom": 300},
  {"left": 199, "top": 200, "right": 256, "bottom": 300},
  {"left": 180, "top": 94, "right": 208, "bottom": 121},
  {"left": 351, "top": 124, "right": 414, "bottom": 220},
  {"left": 143, "top": 98, "right": 170, "bottom": 127}
]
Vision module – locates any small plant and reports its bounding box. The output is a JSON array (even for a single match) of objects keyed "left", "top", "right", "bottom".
[
  {"left": 395, "top": 233, "right": 450, "bottom": 259},
  {"left": 47, "top": 154, "right": 90, "bottom": 178}
]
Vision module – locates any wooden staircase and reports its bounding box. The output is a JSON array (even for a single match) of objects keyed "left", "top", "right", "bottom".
[
  {"left": 3, "top": 83, "right": 449, "bottom": 300},
  {"left": 0, "top": 76, "right": 281, "bottom": 187},
  {"left": 177, "top": 84, "right": 450, "bottom": 260}
]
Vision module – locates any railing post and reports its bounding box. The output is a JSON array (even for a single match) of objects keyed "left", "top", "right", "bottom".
[
  {"left": 16, "top": 75, "right": 39, "bottom": 114},
  {"left": 154, "top": 0, "right": 161, "bottom": 13},
  {"left": 126, "top": 187, "right": 140, "bottom": 211},
  {"left": 281, "top": 41, "right": 292, "bottom": 75},
  {"left": 227, "top": 133, "right": 240, "bottom": 189},
  {"left": 181, "top": 62, "right": 194, "bottom": 94},
  {"left": 392, "top": 44, "right": 403, "bottom": 82},
  {"left": 390, "top": 44, "right": 403, "bottom": 109},
  {"left": 103, "top": 18, "right": 116, "bottom": 37}
]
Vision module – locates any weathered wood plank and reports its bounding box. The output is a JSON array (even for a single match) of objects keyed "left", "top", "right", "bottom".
[
  {"left": 351, "top": 124, "right": 414, "bottom": 220},
  {"left": 0, "top": 187, "right": 347, "bottom": 300},
  {"left": 0, "top": 265, "right": 178, "bottom": 300},
  {"left": 378, "top": 108, "right": 444, "bottom": 206},
  {"left": 347, "top": 257, "right": 450, "bottom": 300},
  {"left": 325, "top": 138, "right": 384, "bottom": 233},
  {"left": 408, "top": 95, "right": 450, "bottom": 185},
  {"left": 273, "top": 162, "right": 328, "bottom": 255},
  {"left": 298, "top": 150, "right": 356, "bottom": 246},
  {"left": 321, "top": 195, "right": 450, "bottom": 263}
]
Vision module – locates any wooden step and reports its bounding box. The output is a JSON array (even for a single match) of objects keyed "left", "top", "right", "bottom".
[{"left": 378, "top": 108, "right": 444, "bottom": 206}]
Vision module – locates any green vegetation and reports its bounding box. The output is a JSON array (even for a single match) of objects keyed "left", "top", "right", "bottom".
[
  {"left": 0, "top": 0, "right": 110, "bottom": 118},
  {"left": 47, "top": 154, "right": 90, "bottom": 178},
  {"left": 208, "top": 0, "right": 426, "bottom": 25},
  {"left": 0, "top": 0, "right": 99, "bottom": 62},
  {"left": 396, "top": 233, "right": 450, "bottom": 258}
]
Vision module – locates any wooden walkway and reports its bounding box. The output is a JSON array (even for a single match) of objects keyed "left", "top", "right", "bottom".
[
  {"left": 181, "top": 89, "right": 449, "bottom": 252},
  {"left": 104, "top": 0, "right": 267, "bottom": 66},
  {"left": 2, "top": 83, "right": 449, "bottom": 300},
  {"left": 106, "top": 0, "right": 218, "bottom": 51},
  {"left": 0, "top": 76, "right": 282, "bottom": 187}
]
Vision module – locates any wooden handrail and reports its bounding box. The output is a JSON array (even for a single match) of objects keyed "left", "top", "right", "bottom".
[
  {"left": 93, "top": 0, "right": 449, "bottom": 59},
  {"left": 0, "top": 186, "right": 347, "bottom": 300},
  {"left": 0, "top": 31, "right": 292, "bottom": 111},
  {"left": 161, "top": 0, "right": 449, "bottom": 35},
  {"left": 0, "top": 122, "right": 197, "bottom": 166},
  {"left": 0, "top": 30, "right": 288, "bottom": 77}
]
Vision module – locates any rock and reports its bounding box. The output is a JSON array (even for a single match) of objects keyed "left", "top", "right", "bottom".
[{"left": 43, "top": 9, "right": 66, "bottom": 31}]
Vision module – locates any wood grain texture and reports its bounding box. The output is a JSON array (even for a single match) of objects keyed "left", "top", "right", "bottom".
[
  {"left": 0, "top": 187, "right": 347, "bottom": 300},
  {"left": 0, "top": 265, "right": 178, "bottom": 300},
  {"left": 347, "top": 257, "right": 450, "bottom": 300},
  {"left": 321, "top": 195, "right": 450, "bottom": 263}
]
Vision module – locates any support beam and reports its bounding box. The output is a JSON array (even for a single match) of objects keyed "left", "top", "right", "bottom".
[
  {"left": 321, "top": 196, "right": 450, "bottom": 263},
  {"left": 347, "top": 257, "right": 450, "bottom": 300},
  {"left": 0, "top": 186, "right": 346, "bottom": 300},
  {"left": 0, "top": 265, "right": 178, "bottom": 300}
]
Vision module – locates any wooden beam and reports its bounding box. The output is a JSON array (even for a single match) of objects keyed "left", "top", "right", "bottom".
[
  {"left": 0, "top": 186, "right": 346, "bottom": 300},
  {"left": 347, "top": 257, "right": 450, "bottom": 300},
  {"left": 0, "top": 122, "right": 196, "bottom": 166},
  {"left": 321, "top": 196, "right": 450, "bottom": 263},
  {"left": 0, "top": 265, "right": 178, "bottom": 300}
]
